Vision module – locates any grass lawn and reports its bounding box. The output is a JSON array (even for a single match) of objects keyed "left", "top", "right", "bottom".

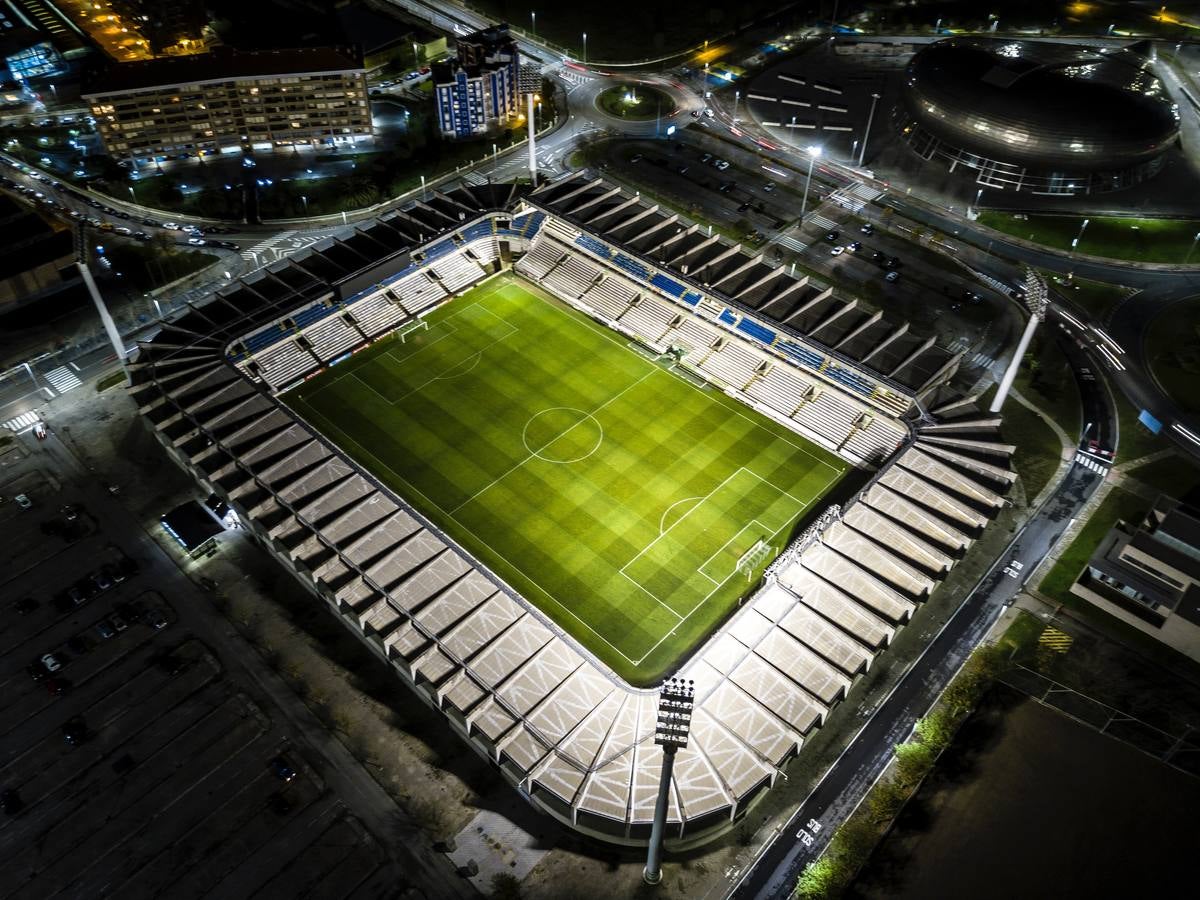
[
  {"left": 1014, "top": 332, "right": 1082, "bottom": 444},
  {"left": 1039, "top": 487, "right": 1148, "bottom": 603},
  {"left": 1145, "top": 297, "right": 1200, "bottom": 417},
  {"left": 985, "top": 384, "right": 1062, "bottom": 503},
  {"left": 1126, "top": 452, "right": 1200, "bottom": 500},
  {"left": 998, "top": 610, "right": 1045, "bottom": 656},
  {"left": 285, "top": 276, "right": 846, "bottom": 683},
  {"left": 979, "top": 212, "right": 1200, "bottom": 264},
  {"left": 595, "top": 84, "right": 675, "bottom": 121},
  {"left": 1047, "top": 275, "right": 1133, "bottom": 323},
  {"left": 1111, "top": 386, "right": 1169, "bottom": 463}
]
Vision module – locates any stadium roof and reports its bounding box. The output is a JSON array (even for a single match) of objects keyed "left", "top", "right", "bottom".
[
  {"left": 526, "top": 172, "right": 957, "bottom": 396},
  {"left": 83, "top": 45, "right": 366, "bottom": 97},
  {"left": 128, "top": 179, "right": 1013, "bottom": 843}
]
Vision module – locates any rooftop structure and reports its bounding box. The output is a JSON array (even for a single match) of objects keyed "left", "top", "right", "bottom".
[
  {"left": 83, "top": 46, "right": 372, "bottom": 160},
  {"left": 128, "top": 176, "right": 1012, "bottom": 848},
  {"left": 897, "top": 38, "right": 1179, "bottom": 194},
  {"left": 0, "top": 194, "right": 80, "bottom": 312},
  {"left": 1072, "top": 495, "right": 1200, "bottom": 661}
]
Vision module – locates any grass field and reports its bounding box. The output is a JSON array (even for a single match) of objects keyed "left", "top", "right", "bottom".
[{"left": 285, "top": 276, "right": 846, "bottom": 683}]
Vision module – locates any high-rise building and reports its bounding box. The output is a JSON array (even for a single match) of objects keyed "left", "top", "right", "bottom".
[
  {"left": 433, "top": 23, "right": 518, "bottom": 139},
  {"left": 83, "top": 46, "right": 373, "bottom": 161}
]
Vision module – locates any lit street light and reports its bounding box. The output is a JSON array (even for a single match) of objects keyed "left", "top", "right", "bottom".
[
  {"left": 531, "top": 10, "right": 536, "bottom": 38},
  {"left": 1071, "top": 217, "right": 1090, "bottom": 254},
  {"left": 1186, "top": 231, "right": 1200, "bottom": 264},
  {"left": 800, "top": 145, "right": 821, "bottom": 221},
  {"left": 582, "top": 32, "right": 587, "bottom": 65},
  {"left": 733, "top": 89, "right": 740, "bottom": 123},
  {"left": 301, "top": 195, "right": 308, "bottom": 215},
  {"left": 643, "top": 678, "right": 694, "bottom": 885},
  {"left": 128, "top": 185, "right": 136, "bottom": 204},
  {"left": 858, "top": 92, "right": 881, "bottom": 166}
]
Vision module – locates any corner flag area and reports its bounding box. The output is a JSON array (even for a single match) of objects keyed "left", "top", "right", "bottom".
[{"left": 285, "top": 276, "right": 846, "bottom": 683}]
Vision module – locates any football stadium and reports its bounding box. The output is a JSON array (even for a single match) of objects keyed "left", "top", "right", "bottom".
[{"left": 131, "top": 175, "right": 1014, "bottom": 845}]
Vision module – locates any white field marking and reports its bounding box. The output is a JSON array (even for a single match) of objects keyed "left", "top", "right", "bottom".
[
  {"left": 697, "top": 520, "right": 770, "bottom": 585},
  {"left": 659, "top": 496, "right": 705, "bottom": 536},
  {"left": 290, "top": 401, "right": 645, "bottom": 667},
  {"left": 520, "top": 407, "right": 605, "bottom": 464},
  {"left": 375, "top": 322, "right": 518, "bottom": 407},
  {"left": 515, "top": 274, "right": 845, "bottom": 477},
  {"left": 628, "top": 472, "right": 817, "bottom": 665},
  {"left": 448, "top": 367, "right": 656, "bottom": 514},
  {"left": 433, "top": 350, "right": 483, "bottom": 381}
]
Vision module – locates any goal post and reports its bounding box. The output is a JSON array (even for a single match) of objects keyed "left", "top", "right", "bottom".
[
  {"left": 396, "top": 319, "right": 429, "bottom": 343},
  {"left": 736, "top": 538, "right": 774, "bottom": 581}
]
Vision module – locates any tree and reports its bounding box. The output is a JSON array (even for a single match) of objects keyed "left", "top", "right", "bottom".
[
  {"left": 490, "top": 873, "right": 521, "bottom": 900},
  {"left": 893, "top": 741, "right": 935, "bottom": 788},
  {"left": 795, "top": 856, "right": 838, "bottom": 899},
  {"left": 914, "top": 710, "right": 954, "bottom": 750}
]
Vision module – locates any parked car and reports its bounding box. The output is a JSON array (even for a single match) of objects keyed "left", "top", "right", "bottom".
[
  {"left": 41, "top": 653, "right": 64, "bottom": 672},
  {"left": 762, "top": 181, "right": 775, "bottom": 192},
  {"left": 830, "top": 245, "right": 845, "bottom": 256},
  {"left": 95, "top": 619, "right": 116, "bottom": 640},
  {"left": 45, "top": 677, "right": 69, "bottom": 696},
  {"left": 824, "top": 231, "right": 839, "bottom": 243},
  {"left": 145, "top": 608, "right": 170, "bottom": 630},
  {"left": 860, "top": 223, "right": 874, "bottom": 235},
  {"left": 0, "top": 789, "right": 21, "bottom": 815},
  {"left": 270, "top": 755, "right": 297, "bottom": 783},
  {"left": 62, "top": 716, "right": 86, "bottom": 746},
  {"left": 187, "top": 237, "right": 206, "bottom": 246},
  {"left": 885, "top": 270, "right": 900, "bottom": 282},
  {"left": 92, "top": 570, "right": 114, "bottom": 592},
  {"left": 13, "top": 597, "right": 38, "bottom": 616},
  {"left": 15, "top": 493, "right": 31, "bottom": 510},
  {"left": 109, "top": 613, "right": 129, "bottom": 633},
  {"left": 26, "top": 662, "right": 48, "bottom": 682},
  {"left": 848, "top": 241, "right": 862, "bottom": 252},
  {"left": 700, "top": 152, "right": 713, "bottom": 164},
  {"left": 714, "top": 159, "right": 730, "bottom": 171}
]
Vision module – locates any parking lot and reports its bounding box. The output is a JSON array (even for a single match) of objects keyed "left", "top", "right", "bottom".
[{"left": 0, "top": 412, "right": 440, "bottom": 897}]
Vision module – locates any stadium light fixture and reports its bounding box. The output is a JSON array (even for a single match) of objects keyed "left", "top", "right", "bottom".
[{"left": 644, "top": 678, "right": 694, "bottom": 885}]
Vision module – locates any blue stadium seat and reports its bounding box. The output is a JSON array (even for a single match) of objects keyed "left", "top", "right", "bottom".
[
  {"left": 650, "top": 273, "right": 685, "bottom": 298},
  {"left": 736, "top": 318, "right": 776, "bottom": 346}
]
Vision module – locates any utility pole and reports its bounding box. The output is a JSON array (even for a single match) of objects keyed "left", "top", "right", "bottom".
[
  {"left": 990, "top": 269, "right": 1048, "bottom": 413},
  {"left": 643, "top": 677, "right": 694, "bottom": 886}
]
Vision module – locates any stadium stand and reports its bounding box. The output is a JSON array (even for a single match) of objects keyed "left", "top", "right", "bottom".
[{"left": 129, "top": 181, "right": 1013, "bottom": 849}]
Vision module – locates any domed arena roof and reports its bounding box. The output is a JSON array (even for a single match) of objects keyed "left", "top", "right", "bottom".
[{"left": 902, "top": 38, "right": 1178, "bottom": 172}]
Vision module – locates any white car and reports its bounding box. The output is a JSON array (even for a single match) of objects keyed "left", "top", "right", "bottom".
[
  {"left": 830, "top": 245, "right": 845, "bottom": 256},
  {"left": 714, "top": 159, "right": 730, "bottom": 171},
  {"left": 162, "top": 221, "right": 180, "bottom": 230},
  {"left": 15, "top": 493, "right": 31, "bottom": 510},
  {"left": 703, "top": 107, "right": 715, "bottom": 118},
  {"left": 187, "top": 237, "right": 206, "bottom": 246},
  {"left": 41, "top": 653, "right": 63, "bottom": 672}
]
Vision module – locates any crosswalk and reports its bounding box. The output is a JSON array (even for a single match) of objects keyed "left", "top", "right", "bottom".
[
  {"left": 777, "top": 234, "right": 808, "bottom": 253},
  {"left": 2, "top": 411, "right": 40, "bottom": 433},
  {"left": 809, "top": 213, "right": 839, "bottom": 232},
  {"left": 969, "top": 351, "right": 997, "bottom": 369},
  {"left": 241, "top": 231, "right": 295, "bottom": 261},
  {"left": 1074, "top": 452, "right": 1110, "bottom": 475},
  {"left": 460, "top": 170, "right": 489, "bottom": 186},
  {"left": 44, "top": 366, "right": 81, "bottom": 394}
]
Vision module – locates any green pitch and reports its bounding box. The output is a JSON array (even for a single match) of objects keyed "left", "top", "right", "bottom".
[{"left": 285, "top": 276, "right": 846, "bottom": 684}]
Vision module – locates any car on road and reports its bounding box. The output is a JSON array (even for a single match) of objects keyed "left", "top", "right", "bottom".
[
  {"left": 885, "top": 271, "right": 901, "bottom": 282},
  {"left": 737, "top": 201, "right": 751, "bottom": 212},
  {"left": 848, "top": 241, "right": 862, "bottom": 251},
  {"left": 883, "top": 256, "right": 899, "bottom": 269},
  {"left": 1079, "top": 366, "right": 1096, "bottom": 382},
  {"left": 630, "top": 153, "right": 643, "bottom": 163},
  {"left": 1, "top": 789, "right": 21, "bottom": 815},
  {"left": 270, "top": 756, "right": 297, "bottom": 783},
  {"left": 133, "top": 231, "right": 150, "bottom": 241},
  {"left": 714, "top": 159, "right": 730, "bottom": 171},
  {"left": 15, "top": 493, "right": 31, "bottom": 510},
  {"left": 824, "top": 231, "right": 839, "bottom": 243},
  {"left": 162, "top": 222, "right": 180, "bottom": 230},
  {"left": 675, "top": 165, "right": 688, "bottom": 175},
  {"left": 718, "top": 181, "right": 735, "bottom": 193},
  {"left": 41, "top": 653, "right": 64, "bottom": 672},
  {"left": 1088, "top": 439, "right": 1113, "bottom": 458},
  {"left": 703, "top": 107, "right": 714, "bottom": 118},
  {"left": 830, "top": 245, "right": 845, "bottom": 256},
  {"left": 187, "top": 237, "right": 206, "bottom": 246},
  {"left": 860, "top": 223, "right": 874, "bottom": 235},
  {"left": 762, "top": 181, "right": 775, "bottom": 192},
  {"left": 62, "top": 717, "right": 86, "bottom": 746}
]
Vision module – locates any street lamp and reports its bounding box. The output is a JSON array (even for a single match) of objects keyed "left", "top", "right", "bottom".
[
  {"left": 858, "top": 92, "right": 881, "bottom": 166},
  {"left": 582, "top": 32, "right": 587, "bottom": 65},
  {"left": 301, "top": 195, "right": 308, "bottom": 215},
  {"left": 128, "top": 185, "right": 136, "bottom": 204},
  {"left": 531, "top": 10, "right": 536, "bottom": 38},
  {"left": 733, "top": 89, "right": 740, "bottom": 123},
  {"left": 644, "top": 677, "right": 694, "bottom": 886},
  {"left": 800, "top": 145, "right": 821, "bottom": 221},
  {"left": 1071, "top": 217, "right": 1090, "bottom": 254},
  {"left": 492, "top": 142, "right": 498, "bottom": 168},
  {"left": 1186, "top": 231, "right": 1200, "bottom": 264}
]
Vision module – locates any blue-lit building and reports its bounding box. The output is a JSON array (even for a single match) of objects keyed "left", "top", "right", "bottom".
[
  {"left": 433, "top": 24, "right": 518, "bottom": 139},
  {"left": 1, "top": 28, "right": 67, "bottom": 82}
]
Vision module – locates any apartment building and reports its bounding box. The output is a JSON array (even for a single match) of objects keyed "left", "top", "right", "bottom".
[
  {"left": 433, "top": 23, "right": 518, "bottom": 139},
  {"left": 84, "top": 46, "right": 372, "bottom": 161}
]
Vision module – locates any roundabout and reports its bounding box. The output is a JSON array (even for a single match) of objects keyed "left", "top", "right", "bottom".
[{"left": 594, "top": 83, "right": 678, "bottom": 122}]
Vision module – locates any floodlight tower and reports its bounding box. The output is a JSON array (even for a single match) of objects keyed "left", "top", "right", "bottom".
[
  {"left": 518, "top": 64, "right": 543, "bottom": 187},
  {"left": 75, "top": 225, "right": 126, "bottom": 363},
  {"left": 643, "top": 677, "right": 694, "bottom": 886},
  {"left": 990, "top": 269, "right": 1048, "bottom": 413}
]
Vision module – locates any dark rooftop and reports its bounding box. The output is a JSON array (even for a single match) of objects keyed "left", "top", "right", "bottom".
[{"left": 83, "top": 45, "right": 365, "bottom": 97}]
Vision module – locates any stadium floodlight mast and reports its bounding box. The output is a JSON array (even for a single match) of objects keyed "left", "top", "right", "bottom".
[
  {"left": 644, "top": 677, "right": 695, "bottom": 886},
  {"left": 857, "top": 92, "right": 881, "bottom": 167},
  {"left": 990, "top": 269, "right": 1048, "bottom": 413},
  {"left": 799, "top": 145, "right": 822, "bottom": 221}
]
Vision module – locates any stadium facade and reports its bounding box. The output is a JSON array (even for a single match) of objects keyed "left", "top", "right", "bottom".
[
  {"left": 897, "top": 38, "right": 1179, "bottom": 194},
  {"left": 131, "top": 175, "right": 1013, "bottom": 847}
]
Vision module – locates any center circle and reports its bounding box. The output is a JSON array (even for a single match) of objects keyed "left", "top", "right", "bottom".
[{"left": 522, "top": 407, "right": 604, "bottom": 464}]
